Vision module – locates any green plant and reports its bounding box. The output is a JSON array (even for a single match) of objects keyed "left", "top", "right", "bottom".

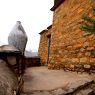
[
  {"left": 80, "top": 7, "right": 95, "bottom": 33},
  {"left": 91, "top": 50, "right": 95, "bottom": 57}
]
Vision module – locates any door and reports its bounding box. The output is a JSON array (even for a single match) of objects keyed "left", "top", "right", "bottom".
[{"left": 47, "top": 35, "right": 51, "bottom": 64}]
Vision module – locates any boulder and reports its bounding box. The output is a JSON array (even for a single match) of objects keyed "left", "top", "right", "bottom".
[
  {"left": 0, "top": 59, "right": 18, "bottom": 95},
  {"left": 8, "top": 21, "right": 28, "bottom": 54}
]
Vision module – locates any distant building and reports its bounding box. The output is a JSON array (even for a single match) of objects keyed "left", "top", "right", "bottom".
[{"left": 38, "top": 0, "right": 95, "bottom": 70}]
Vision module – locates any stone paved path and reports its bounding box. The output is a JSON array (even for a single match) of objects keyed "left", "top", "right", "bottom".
[{"left": 21, "top": 66, "right": 95, "bottom": 95}]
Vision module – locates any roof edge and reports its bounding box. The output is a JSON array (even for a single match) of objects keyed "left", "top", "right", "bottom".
[
  {"left": 47, "top": 25, "right": 52, "bottom": 29},
  {"left": 51, "top": 0, "right": 65, "bottom": 11},
  {"left": 39, "top": 29, "right": 48, "bottom": 35}
]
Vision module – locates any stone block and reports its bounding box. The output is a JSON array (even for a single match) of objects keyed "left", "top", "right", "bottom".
[
  {"left": 67, "top": 46, "right": 73, "bottom": 49},
  {"left": 80, "top": 48, "right": 85, "bottom": 52},
  {"left": 83, "top": 42, "right": 89, "bottom": 48},
  {"left": 90, "top": 58, "right": 95, "bottom": 63},
  {"left": 84, "top": 65, "right": 91, "bottom": 68},
  {"left": 85, "top": 52, "right": 91, "bottom": 56},
  {"left": 71, "top": 58, "right": 79, "bottom": 63},
  {"left": 70, "top": 64, "right": 74, "bottom": 69},
  {"left": 73, "top": 44, "right": 82, "bottom": 49},
  {"left": 80, "top": 58, "right": 88, "bottom": 63},
  {"left": 87, "top": 47, "right": 94, "bottom": 51},
  {"left": 78, "top": 53, "right": 84, "bottom": 57},
  {"left": 77, "top": 8, "right": 84, "bottom": 13}
]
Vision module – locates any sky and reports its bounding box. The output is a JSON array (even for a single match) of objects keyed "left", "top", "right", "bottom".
[{"left": 0, "top": 0, "right": 54, "bottom": 52}]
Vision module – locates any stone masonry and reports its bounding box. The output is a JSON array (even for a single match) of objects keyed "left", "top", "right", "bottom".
[
  {"left": 38, "top": 29, "right": 48, "bottom": 65},
  {"left": 39, "top": 25, "right": 52, "bottom": 65},
  {"left": 38, "top": 0, "right": 95, "bottom": 71}
]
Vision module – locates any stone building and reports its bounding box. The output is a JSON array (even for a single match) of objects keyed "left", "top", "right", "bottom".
[
  {"left": 38, "top": 0, "right": 95, "bottom": 71},
  {"left": 39, "top": 25, "right": 52, "bottom": 65}
]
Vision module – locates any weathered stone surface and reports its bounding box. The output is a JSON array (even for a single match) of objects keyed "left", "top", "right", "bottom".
[
  {"left": 87, "top": 47, "right": 94, "bottom": 51},
  {"left": 84, "top": 65, "right": 91, "bottom": 68},
  {"left": 52, "top": 88, "right": 65, "bottom": 95},
  {"left": 76, "top": 89, "right": 93, "bottom": 95},
  {"left": 38, "top": 0, "right": 95, "bottom": 71},
  {"left": 31, "top": 91, "right": 52, "bottom": 95},
  {"left": 8, "top": 21, "right": 28, "bottom": 54},
  {"left": 71, "top": 58, "right": 79, "bottom": 63},
  {"left": 90, "top": 58, "right": 95, "bottom": 63},
  {"left": 80, "top": 58, "right": 88, "bottom": 63},
  {"left": 85, "top": 52, "right": 91, "bottom": 57},
  {"left": 0, "top": 59, "right": 18, "bottom": 95},
  {"left": 38, "top": 30, "right": 49, "bottom": 65},
  {"left": 73, "top": 44, "right": 82, "bottom": 49},
  {"left": 21, "top": 67, "right": 95, "bottom": 95}
]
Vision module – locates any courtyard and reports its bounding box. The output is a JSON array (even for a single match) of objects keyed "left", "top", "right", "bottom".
[{"left": 21, "top": 66, "right": 95, "bottom": 95}]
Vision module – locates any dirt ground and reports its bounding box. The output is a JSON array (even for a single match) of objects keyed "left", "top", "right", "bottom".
[{"left": 21, "top": 66, "right": 95, "bottom": 95}]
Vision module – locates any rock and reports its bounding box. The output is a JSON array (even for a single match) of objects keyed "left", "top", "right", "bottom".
[
  {"left": 83, "top": 42, "right": 89, "bottom": 48},
  {"left": 76, "top": 89, "right": 93, "bottom": 95},
  {"left": 8, "top": 21, "right": 28, "bottom": 54},
  {"left": 71, "top": 58, "right": 79, "bottom": 63},
  {"left": 80, "top": 57, "right": 88, "bottom": 63},
  {"left": 84, "top": 65, "right": 91, "bottom": 68},
  {"left": 30, "top": 91, "right": 52, "bottom": 95},
  {"left": 0, "top": 59, "right": 18, "bottom": 95},
  {"left": 52, "top": 88, "right": 66, "bottom": 95}
]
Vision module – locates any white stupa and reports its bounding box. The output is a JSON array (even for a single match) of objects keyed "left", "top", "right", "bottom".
[{"left": 8, "top": 21, "right": 28, "bottom": 55}]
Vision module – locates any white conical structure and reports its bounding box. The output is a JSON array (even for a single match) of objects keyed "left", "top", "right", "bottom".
[{"left": 8, "top": 21, "right": 28, "bottom": 54}]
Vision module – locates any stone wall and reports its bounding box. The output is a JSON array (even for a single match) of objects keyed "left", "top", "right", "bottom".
[
  {"left": 38, "top": 26, "right": 52, "bottom": 65},
  {"left": 48, "top": 0, "right": 95, "bottom": 70},
  {"left": 39, "top": 0, "right": 95, "bottom": 71},
  {"left": 38, "top": 30, "right": 49, "bottom": 65},
  {"left": 24, "top": 57, "right": 41, "bottom": 67}
]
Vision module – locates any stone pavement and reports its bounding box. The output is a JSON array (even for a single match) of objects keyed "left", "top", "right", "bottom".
[{"left": 21, "top": 66, "right": 95, "bottom": 95}]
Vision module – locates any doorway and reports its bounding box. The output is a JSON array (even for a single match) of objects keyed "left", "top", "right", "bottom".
[{"left": 47, "top": 35, "right": 51, "bottom": 64}]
